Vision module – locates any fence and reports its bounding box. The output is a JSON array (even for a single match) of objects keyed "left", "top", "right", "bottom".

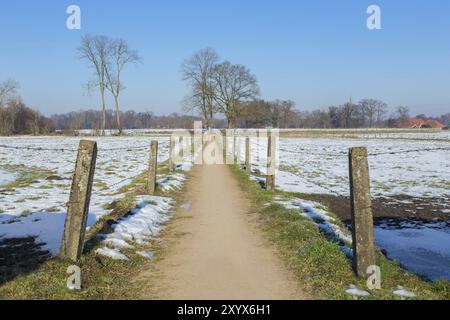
[
  {"left": 1, "top": 134, "right": 448, "bottom": 274},
  {"left": 237, "top": 135, "right": 450, "bottom": 278},
  {"left": 0, "top": 139, "right": 174, "bottom": 262}
]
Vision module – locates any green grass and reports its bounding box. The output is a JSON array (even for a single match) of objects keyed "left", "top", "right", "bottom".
[
  {"left": 231, "top": 165, "right": 450, "bottom": 300},
  {"left": 0, "top": 164, "right": 55, "bottom": 192}
]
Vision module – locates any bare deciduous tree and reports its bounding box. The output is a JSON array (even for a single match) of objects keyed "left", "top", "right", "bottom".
[
  {"left": 181, "top": 48, "right": 219, "bottom": 129},
  {"left": 104, "top": 39, "right": 141, "bottom": 135},
  {"left": 341, "top": 99, "right": 356, "bottom": 128},
  {"left": 212, "top": 61, "right": 259, "bottom": 128},
  {"left": 0, "top": 79, "right": 19, "bottom": 108},
  {"left": 396, "top": 106, "right": 410, "bottom": 121},
  {"left": 360, "top": 98, "right": 387, "bottom": 127},
  {"left": 277, "top": 99, "right": 295, "bottom": 128},
  {"left": 78, "top": 35, "right": 110, "bottom": 136}
]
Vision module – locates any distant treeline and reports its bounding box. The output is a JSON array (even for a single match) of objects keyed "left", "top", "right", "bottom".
[
  {"left": 51, "top": 110, "right": 227, "bottom": 131},
  {"left": 238, "top": 99, "right": 450, "bottom": 129},
  {"left": 0, "top": 101, "right": 54, "bottom": 136},
  {"left": 49, "top": 101, "right": 450, "bottom": 131}
]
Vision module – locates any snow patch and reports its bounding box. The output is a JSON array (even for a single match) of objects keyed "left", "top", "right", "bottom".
[
  {"left": 345, "top": 285, "right": 370, "bottom": 296},
  {"left": 96, "top": 247, "right": 129, "bottom": 260},
  {"left": 393, "top": 286, "right": 416, "bottom": 298},
  {"left": 136, "top": 251, "right": 155, "bottom": 260}
]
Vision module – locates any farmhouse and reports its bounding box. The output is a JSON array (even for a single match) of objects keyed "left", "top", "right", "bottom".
[{"left": 396, "top": 118, "right": 445, "bottom": 129}]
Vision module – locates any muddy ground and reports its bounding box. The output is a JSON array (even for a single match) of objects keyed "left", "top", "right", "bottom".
[{"left": 300, "top": 194, "right": 450, "bottom": 222}]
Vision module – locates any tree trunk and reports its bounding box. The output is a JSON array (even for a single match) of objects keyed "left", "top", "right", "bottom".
[
  {"left": 100, "top": 86, "right": 106, "bottom": 136},
  {"left": 114, "top": 95, "right": 122, "bottom": 135},
  {"left": 209, "top": 110, "right": 214, "bottom": 129}
]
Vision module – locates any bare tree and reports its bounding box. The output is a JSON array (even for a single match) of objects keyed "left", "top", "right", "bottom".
[
  {"left": 104, "top": 38, "right": 141, "bottom": 135},
  {"left": 360, "top": 98, "right": 387, "bottom": 127},
  {"left": 0, "top": 79, "right": 19, "bottom": 108},
  {"left": 181, "top": 48, "right": 219, "bottom": 129},
  {"left": 212, "top": 61, "right": 259, "bottom": 128},
  {"left": 375, "top": 101, "right": 388, "bottom": 126},
  {"left": 278, "top": 99, "right": 295, "bottom": 128},
  {"left": 341, "top": 99, "right": 356, "bottom": 128},
  {"left": 396, "top": 106, "right": 410, "bottom": 121},
  {"left": 78, "top": 35, "right": 111, "bottom": 136}
]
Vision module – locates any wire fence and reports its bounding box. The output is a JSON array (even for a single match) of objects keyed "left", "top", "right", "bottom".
[
  {"left": 0, "top": 139, "right": 173, "bottom": 216},
  {"left": 248, "top": 137, "right": 450, "bottom": 198},
  {"left": 0, "top": 140, "right": 171, "bottom": 154}
]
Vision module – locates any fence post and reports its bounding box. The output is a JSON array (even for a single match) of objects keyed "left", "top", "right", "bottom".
[
  {"left": 169, "top": 136, "right": 175, "bottom": 172},
  {"left": 59, "top": 140, "right": 97, "bottom": 261},
  {"left": 235, "top": 135, "right": 241, "bottom": 164},
  {"left": 233, "top": 134, "right": 237, "bottom": 164},
  {"left": 349, "top": 147, "right": 376, "bottom": 278},
  {"left": 147, "top": 141, "right": 158, "bottom": 195},
  {"left": 266, "top": 133, "right": 276, "bottom": 190},
  {"left": 245, "top": 137, "right": 251, "bottom": 173},
  {"left": 223, "top": 133, "right": 227, "bottom": 161}
]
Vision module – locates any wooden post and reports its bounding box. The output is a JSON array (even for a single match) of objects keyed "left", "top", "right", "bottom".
[
  {"left": 266, "top": 133, "right": 276, "bottom": 190},
  {"left": 245, "top": 137, "right": 251, "bottom": 173},
  {"left": 169, "top": 136, "right": 175, "bottom": 172},
  {"left": 349, "top": 147, "right": 376, "bottom": 278},
  {"left": 223, "top": 134, "right": 227, "bottom": 161},
  {"left": 179, "top": 136, "right": 183, "bottom": 157},
  {"left": 59, "top": 140, "right": 97, "bottom": 261},
  {"left": 147, "top": 141, "right": 158, "bottom": 195},
  {"left": 233, "top": 135, "right": 237, "bottom": 164}
]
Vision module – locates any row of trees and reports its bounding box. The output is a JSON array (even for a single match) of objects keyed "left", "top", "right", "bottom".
[
  {"left": 51, "top": 102, "right": 450, "bottom": 131},
  {"left": 181, "top": 48, "right": 259, "bottom": 129},
  {"left": 181, "top": 49, "right": 430, "bottom": 130},
  {"left": 78, "top": 35, "right": 140, "bottom": 135},
  {"left": 221, "top": 99, "right": 449, "bottom": 129},
  {"left": 50, "top": 110, "right": 227, "bottom": 131},
  {"left": 0, "top": 79, "right": 54, "bottom": 135}
]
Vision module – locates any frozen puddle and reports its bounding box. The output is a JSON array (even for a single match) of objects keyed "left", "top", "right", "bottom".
[{"left": 375, "top": 219, "right": 450, "bottom": 281}]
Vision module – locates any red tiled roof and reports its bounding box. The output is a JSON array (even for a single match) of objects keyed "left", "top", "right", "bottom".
[
  {"left": 396, "top": 118, "right": 445, "bottom": 129},
  {"left": 425, "top": 119, "right": 445, "bottom": 129}
]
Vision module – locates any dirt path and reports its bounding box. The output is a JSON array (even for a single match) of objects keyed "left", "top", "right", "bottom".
[{"left": 141, "top": 164, "right": 306, "bottom": 300}]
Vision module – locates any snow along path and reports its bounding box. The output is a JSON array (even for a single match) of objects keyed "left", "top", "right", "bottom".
[{"left": 140, "top": 164, "right": 306, "bottom": 300}]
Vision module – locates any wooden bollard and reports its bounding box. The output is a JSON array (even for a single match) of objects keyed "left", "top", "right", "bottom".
[
  {"left": 59, "top": 140, "right": 97, "bottom": 261},
  {"left": 266, "top": 134, "right": 276, "bottom": 190},
  {"left": 349, "top": 147, "right": 376, "bottom": 278},
  {"left": 147, "top": 141, "right": 158, "bottom": 194},
  {"left": 245, "top": 137, "right": 251, "bottom": 173}
]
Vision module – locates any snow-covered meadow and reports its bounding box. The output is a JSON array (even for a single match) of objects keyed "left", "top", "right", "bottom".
[
  {"left": 0, "top": 135, "right": 192, "bottom": 256},
  {"left": 237, "top": 130, "right": 450, "bottom": 281},
  {"left": 239, "top": 132, "right": 450, "bottom": 209}
]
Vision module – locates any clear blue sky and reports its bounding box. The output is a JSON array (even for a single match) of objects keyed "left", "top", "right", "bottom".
[{"left": 0, "top": 0, "right": 449, "bottom": 116}]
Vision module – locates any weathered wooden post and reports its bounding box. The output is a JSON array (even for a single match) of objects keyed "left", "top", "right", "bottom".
[
  {"left": 147, "top": 141, "right": 158, "bottom": 195},
  {"left": 59, "top": 140, "right": 97, "bottom": 261},
  {"left": 233, "top": 134, "right": 237, "bottom": 164},
  {"left": 266, "top": 133, "right": 276, "bottom": 190},
  {"left": 179, "top": 136, "right": 183, "bottom": 157},
  {"left": 245, "top": 137, "right": 251, "bottom": 173},
  {"left": 222, "top": 130, "right": 228, "bottom": 159},
  {"left": 169, "top": 136, "right": 175, "bottom": 172},
  {"left": 349, "top": 147, "right": 376, "bottom": 278}
]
